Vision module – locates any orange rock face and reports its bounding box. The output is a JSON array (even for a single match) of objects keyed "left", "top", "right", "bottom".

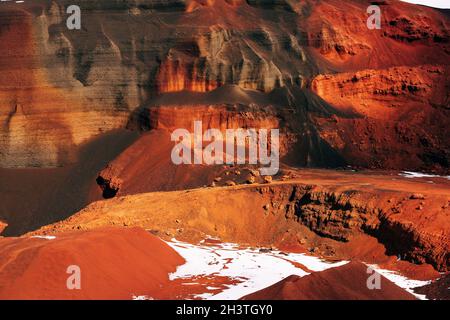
[
  {"left": 0, "top": 221, "right": 7, "bottom": 234},
  {"left": 311, "top": 65, "right": 449, "bottom": 171},
  {"left": 0, "top": 8, "right": 74, "bottom": 167},
  {"left": 311, "top": 65, "right": 448, "bottom": 121},
  {"left": 0, "top": 6, "right": 129, "bottom": 168},
  {"left": 158, "top": 60, "right": 218, "bottom": 93}
]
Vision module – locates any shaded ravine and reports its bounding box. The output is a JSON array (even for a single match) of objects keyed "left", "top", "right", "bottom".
[{"left": 0, "top": 129, "right": 138, "bottom": 236}]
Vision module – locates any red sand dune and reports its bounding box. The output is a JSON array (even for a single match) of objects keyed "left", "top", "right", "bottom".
[
  {"left": 0, "top": 227, "right": 184, "bottom": 300},
  {"left": 241, "top": 261, "right": 417, "bottom": 300}
]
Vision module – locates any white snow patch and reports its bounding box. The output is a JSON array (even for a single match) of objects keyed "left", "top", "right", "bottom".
[
  {"left": 166, "top": 239, "right": 347, "bottom": 300},
  {"left": 31, "top": 235, "right": 56, "bottom": 240},
  {"left": 367, "top": 264, "right": 431, "bottom": 300},
  {"left": 400, "top": 171, "right": 450, "bottom": 180},
  {"left": 206, "top": 286, "right": 221, "bottom": 290},
  {"left": 132, "top": 295, "right": 154, "bottom": 300}
]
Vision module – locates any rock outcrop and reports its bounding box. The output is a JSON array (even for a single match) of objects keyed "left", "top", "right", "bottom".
[
  {"left": 278, "top": 185, "right": 449, "bottom": 271},
  {"left": 98, "top": 103, "right": 286, "bottom": 195},
  {"left": 311, "top": 65, "right": 449, "bottom": 172},
  {"left": 30, "top": 169, "right": 450, "bottom": 272},
  {"left": 0, "top": 220, "right": 7, "bottom": 235}
]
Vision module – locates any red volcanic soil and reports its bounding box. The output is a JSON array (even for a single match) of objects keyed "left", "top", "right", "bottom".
[
  {"left": 241, "top": 261, "right": 416, "bottom": 300},
  {"left": 0, "top": 227, "right": 184, "bottom": 300},
  {"left": 96, "top": 129, "right": 221, "bottom": 196}
]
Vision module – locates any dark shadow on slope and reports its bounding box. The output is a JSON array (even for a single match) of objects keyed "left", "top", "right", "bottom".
[{"left": 0, "top": 129, "right": 139, "bottom": 236}]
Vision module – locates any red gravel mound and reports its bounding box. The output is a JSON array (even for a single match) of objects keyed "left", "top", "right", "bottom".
[{"left": 0, "top": 227, "right": 184, "bottom": 299}]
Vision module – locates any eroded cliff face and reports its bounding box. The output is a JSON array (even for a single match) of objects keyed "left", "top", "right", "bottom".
[
  {"left": 311, "top": 65, "right": 450, "bottom": 171},
  {"left": 31, "top": 171, "right": 450, "bottom": 272},
  {"left": 0, "top": 0, "right": 449, "bottom": 171},
  {"left": 276, "top": 185, "right": 449, "bottom": 271},
  {"left": 312, "top": 65, "right": 449, "bottom": 120},
  {"left": 0, "top": 5, "right": 130, "bottom": 167}
]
